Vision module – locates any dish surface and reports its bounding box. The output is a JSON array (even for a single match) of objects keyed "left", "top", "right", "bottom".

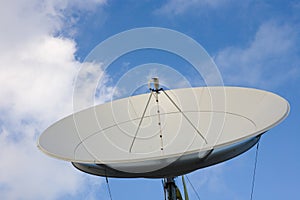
[{"left": 38, "top": 87, "right": 289, "bottom": 173}]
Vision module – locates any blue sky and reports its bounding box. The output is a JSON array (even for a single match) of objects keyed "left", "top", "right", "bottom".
[{"left": 0, "top": 0, "right": 299, "bottom": 200}]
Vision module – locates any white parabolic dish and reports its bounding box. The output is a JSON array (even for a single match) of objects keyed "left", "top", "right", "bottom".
[{"left": 38, "top": 87, "right": 289, "bottom": 178}]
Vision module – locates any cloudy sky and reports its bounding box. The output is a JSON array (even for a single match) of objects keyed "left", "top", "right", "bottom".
[{"left": 0, "top": 0, "right": 299, "bottom": 200}]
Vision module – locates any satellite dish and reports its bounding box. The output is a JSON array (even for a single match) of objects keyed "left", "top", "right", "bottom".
[{"left": 38, "top": 82, "right": 289, "bottom": 199}]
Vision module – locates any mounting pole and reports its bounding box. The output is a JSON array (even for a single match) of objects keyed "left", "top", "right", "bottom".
[{"left": 164, "top": 177, "right": 177, "bottom": 200}]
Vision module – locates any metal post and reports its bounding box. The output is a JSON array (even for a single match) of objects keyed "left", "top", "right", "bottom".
[{"left": 164, "top": 177, "right": 177, "bottom": 200}]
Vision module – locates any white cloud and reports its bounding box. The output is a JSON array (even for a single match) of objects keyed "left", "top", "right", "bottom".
[
  {"left": 0, "top": 0, "right": 107, "bottom": 49},
  {"left": 156, "top": 0, "right": 233, "bottom": 15},
  {"left": 0, "top": 0, "right": 107, "bottom": 199},
  {"left": 0, "top": 128, "right": 82, "bottom": 200},
  {"left": 0, "top": 37, "right": 78, "bottom": 124},
  {"left": 215, "top": 21, "right": 300, "bottom": 88},
  {"left": 73, "top": 61, "right": 116, "bottom": 111}
]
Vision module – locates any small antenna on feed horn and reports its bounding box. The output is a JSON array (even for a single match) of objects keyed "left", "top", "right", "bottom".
[{"left": 148, "top": 77, "right": 162, "bottom": 92}]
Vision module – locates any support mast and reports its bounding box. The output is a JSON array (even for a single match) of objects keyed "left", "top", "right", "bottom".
[{"left": 164, "top": 177, "right": 177, "bottom": 200}]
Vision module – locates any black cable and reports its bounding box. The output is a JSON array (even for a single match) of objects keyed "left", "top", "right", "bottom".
[
  {"left": 105, "top": 177, "right": 113, "bottom": 200},
  {"left": 250, "top": 140, "right": 260, "bottom": 200},
  {"left": 185, "top": 175, "right": 201, "bottom": 200}
]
